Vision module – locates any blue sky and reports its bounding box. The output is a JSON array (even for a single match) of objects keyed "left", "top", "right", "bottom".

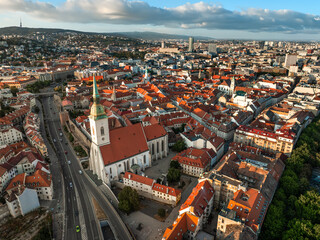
[{"left": 1, "top": 0, "right": 320, "bottom": 40}]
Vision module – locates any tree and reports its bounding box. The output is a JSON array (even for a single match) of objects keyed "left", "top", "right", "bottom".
[
  {"left": 158, "top": 208, "right": 166, "bottom": 218},
  {"left": 170, "top": 160, "right": 181, "bottom": 169},
  {"left": 34, "top": 106, "right": 40, "bottom": 114},
  {"left": 167, "top": 167, "right": 181, "bottom": 183},
  {"left": 172, "top": 139, "right": 187, "bottom": 152},
  {"left": 280, "top": 175, "right": 299, "bottom": 197},
  {"left": 118, "top": 186, "right": 140, "bottom": 213},
  {"left": 295, "top": 190, "right": 320, "bottom": 223},
  {"left": 283, "top": 219, "right": 319, "bottom": 240},
  {"left": 68, "top": 133, "right": 74, "bottom": 142}
]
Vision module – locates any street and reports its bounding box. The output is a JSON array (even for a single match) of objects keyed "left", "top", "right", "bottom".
[
  {"left": 42, "top": 95, "right": 100, "bottom": 240},
  {"left": 41, "top": 94, "right": 133, "bottom": 240}
]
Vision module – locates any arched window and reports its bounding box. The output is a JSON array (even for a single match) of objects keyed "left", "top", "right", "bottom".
[{"left": 100, "top": 126, "right": 105, "bottom": 136}]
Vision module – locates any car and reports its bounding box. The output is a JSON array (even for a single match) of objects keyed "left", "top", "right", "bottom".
[
  {"left": 76, "top": 225, "right": 80, "bottom": 232},
  {"left": 60, "top": 139, "right": 62, "bottom": 142},
  {"left": 58, "top": 128, "right": 61, "bottom": 130},
  {"left": 53, "top": 139, "right": 56, "bottom": 143},
  {"left": 79, "top": 170, "right": 82, "bottom": 174},
  {"left": 68, "top": 161, "right": 71, "bottom": 164},
  {"left": 65, "top": 151, "right": 68, "bottom": 154},
  {"left": 69, "top": 182, "right": 73, "bottom": 188},
  {"left": 65, "top": 142, "right": 68, "bottom": 145}
]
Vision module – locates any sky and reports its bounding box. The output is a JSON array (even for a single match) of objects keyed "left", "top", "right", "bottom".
[{"left": 0, "top": 0, "right": 320, "bottom": 40}]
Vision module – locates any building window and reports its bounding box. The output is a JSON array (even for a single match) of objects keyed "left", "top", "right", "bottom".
[
  {"left": 100, "top": 126, "right": 105, "bottom": 136},
  {"left": 152, "top": 144, "right": 155, "bottom": 155},
  {"left": 162, "top": 140, "right": 164, "bottom": 152},
  {"left": 143, "top": 155, "right": 146, "bottom": 164},
  {"left": 157, "top": 142, "right": 159, "bottom": 153},
  {"left": 110, "top": 168, "right": 112, "bottom": 174}
]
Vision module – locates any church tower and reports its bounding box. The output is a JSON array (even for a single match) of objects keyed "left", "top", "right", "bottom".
[
  {"left": 230, "top": 76, "right": 235, "bottom": 95},
  {"left": 89, "top": 76, "right": 110, "bottom": 146},
  {"left": 144, "top": 68, "right": 150, "bottom": 83},
  {"left": 111, "top": 85, "right": 117, "bottom": 101}
]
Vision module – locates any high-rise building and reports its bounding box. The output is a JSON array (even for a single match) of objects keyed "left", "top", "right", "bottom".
[
  {"left": 208, "top": 43, "right": 217, "bottom": 54},
  {"left": 188, "top": 37, "right": 194, "bottom": 52},
  {"left": 284, "top": 54, "right": 297, "bottom": 68},
  {"left": 161, "top": 41, "right": 165, "bottom": 48},
  {"left": 19, "top": 18, "right": 22, "bottom": 28}
]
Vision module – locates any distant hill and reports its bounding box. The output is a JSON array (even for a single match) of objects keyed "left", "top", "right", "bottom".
[
  {"left": 0, "top": 27, "right": 213, "bottom": 41},
  {"left": 113, "top": 31, "right": 214, "bottom": 41},
  {"left": 0, "top": 26, "right": 85, "bottom": 35}
]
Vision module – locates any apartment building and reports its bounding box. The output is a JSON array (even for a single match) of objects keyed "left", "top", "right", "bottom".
[
  {"left": 0, "top": 127, "right": 23, "bottom": 147},
  {"left": 162, "top": 180, "right": 214, "bottom": 240},
  {"left": 234, "top": 125, "right": 295, "bottom": 156}
]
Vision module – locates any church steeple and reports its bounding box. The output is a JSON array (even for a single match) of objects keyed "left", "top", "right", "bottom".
[
  {"left": 90, "top": 75, "right": 107, "bottom": 120},
  {"left": 89, "top": 75, "right": 110, "bottom": 146}
]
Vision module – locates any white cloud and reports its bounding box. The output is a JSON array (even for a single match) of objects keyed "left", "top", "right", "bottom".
[{"left": 1, "top": 0, "right": 320, "bottom": 33}]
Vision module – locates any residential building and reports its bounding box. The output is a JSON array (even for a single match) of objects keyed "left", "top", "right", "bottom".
[
  {"left": 172, "top": 147, "right": 216, "bottom": 177},
  {"left": 123, "top": 172, "right": 181, "bottom": 205},
  {"left": 0, "top": 127, "right": 23, "bottom": 147}
]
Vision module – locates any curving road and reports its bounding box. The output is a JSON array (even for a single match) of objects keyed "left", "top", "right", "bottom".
[{"left": 42, "top": 94, "right": 133, "bottom": 240}]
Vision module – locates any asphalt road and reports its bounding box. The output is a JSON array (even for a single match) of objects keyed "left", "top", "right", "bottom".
[
  {"left": 42, "top": 94, "right": 133, "bottom": 240},
  {"left": 42, "top": 96, "right": 100, "bottom": 240}
]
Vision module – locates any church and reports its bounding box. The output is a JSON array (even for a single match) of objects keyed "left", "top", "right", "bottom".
[{"left": 89, "top": 77, "right": 168, "bottom": 186}]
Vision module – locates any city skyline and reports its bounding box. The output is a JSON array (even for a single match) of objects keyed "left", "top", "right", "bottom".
[{"left": 1, "top": 0, "right": 320, "bottom": 40}]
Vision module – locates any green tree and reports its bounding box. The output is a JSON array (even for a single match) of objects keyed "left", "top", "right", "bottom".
[
  {"left": 170, "top": 160, "right": 181, "bottom": 169},
  {"left": 118, "top": 186, "right": 140, "bottom": 213},
  {"left": 68, "top": 133, "right": 74, "bottom": 142},
  {"left": 295, "top": 190, "right": 320, "bottom": 223},
  {"left": 280, "top": 175, "right": 299, "bottom": 197},
  {"left": 283, "top": 219, "right": 319, "bottom": 240},
  {"left": 158, "top": 208, "right": 166, "bottom": 218},
  {"left": 172, "top": 139, "right": 187, "bottom": 152},
  {"left": 167, "top": 167, "right": 181, "bottom": 183}
]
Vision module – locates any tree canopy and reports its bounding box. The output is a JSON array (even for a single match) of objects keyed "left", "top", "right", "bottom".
[
  {"left": 118, "top": 186, "right": 140, "bottom": 214},
  {"left": 260, "top": 115, "right": 320, "bottom": 240}
]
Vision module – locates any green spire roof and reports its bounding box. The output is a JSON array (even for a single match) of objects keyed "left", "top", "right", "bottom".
[
  {"left": 90, "top": 75, "right": 107, "bottom": 120},
  {"left": 93, "top": 75, "right": 100, "bottom": 104}
]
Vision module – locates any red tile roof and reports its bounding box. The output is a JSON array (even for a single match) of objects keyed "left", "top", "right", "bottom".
[
  {"left": 100, "top": 123, "right": 149, "bottom": 165},
  {"left": 152, "top": 183, "right": 181, "bottom": 197},
  {"left": 179, "top": 180, "right": 214, "bottom": 217},
  {"left": 124, "top": 172, "right": 154, "bottom": 186},
  {"left": 173, "top": 147, "right": 215, "bottom": 169},
  {"left": 25, "top": 170, "right": 52, "bottom": 188},
  {"left": 143, "top": 123, "right": 167, "bottom": 141},
  {"left": 162, "top": 212, "right": 199, "bottom": 240}
]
